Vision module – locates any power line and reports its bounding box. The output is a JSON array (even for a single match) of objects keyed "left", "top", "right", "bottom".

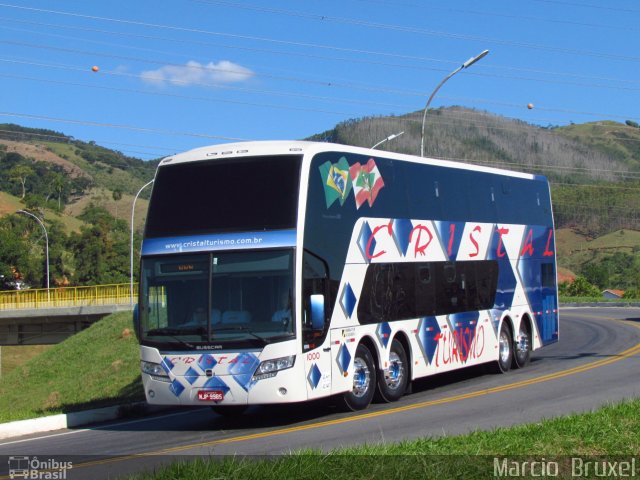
[
  {"left": 2, "top": 2, "right": 640, "bottom": 64},
  {"left": 0, "top": 128, "right": 175, "bottom": 155},
  {"left": 0, "top": 111, "right": 250, "bottom": 142},
  {"left": 3, "top": 49, "right": 640, "bottom": 125},
  {"left": 192, "top": 0, "right": 640, "bottom": 62},
  {"left": 531, "top": 0, "right": 640, "bottom": 14},
  {"left": 6, "top": 32, "right": 640, "bottom": 99},
  {"left": 5, "top": 68, "right": 640, "bottom": 150},
  {"left": 3, "top": 109, "right": 640, "bottom": 184},
  {"left": 342, "top": 0, "right": 640, "bottom": 32},
  {"left": 3, "top": 15, "right": 639, "bottom": 90}
]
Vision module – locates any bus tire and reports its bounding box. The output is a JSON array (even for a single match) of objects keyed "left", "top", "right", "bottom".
[
  {"left": 211, "top": 405, "right": 248, "bottom": 417},
  {"left": 494, "top": 322, "right": 513, "bottom": 373},
  {"left": 340, "top": 343, "right": 376, "bottom": 411},
  {"left": 513, "top": 320, "right": 531, "bottom": 369},
  {"left": 376, "top": 338, "right": 408, "bottom": 403}
]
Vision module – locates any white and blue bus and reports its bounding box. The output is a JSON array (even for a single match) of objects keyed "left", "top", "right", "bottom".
[{"left": 137, "top": 141, "right": 558, "bottom": 413}]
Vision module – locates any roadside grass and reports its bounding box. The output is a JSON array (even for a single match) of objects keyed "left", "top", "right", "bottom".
[
  {"left": 560, "top": 296, "right": 640, "bottom": 304},
  {"left": 0, "top": 311, "right": 143, "bottom": 423},
  {"left": 0, "top": 345, "right": 53, "bottom": 376},
  {"left": 125, "top": 399, "right": 640, "bottom": 479}
]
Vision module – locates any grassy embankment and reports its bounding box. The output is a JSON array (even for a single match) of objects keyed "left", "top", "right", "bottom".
[{"left": 0, "top": 311, "right": 143, "bottom": 423}]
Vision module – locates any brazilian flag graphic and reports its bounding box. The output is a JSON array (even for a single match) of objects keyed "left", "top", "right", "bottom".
[{"left": 319, "top": 157, "right": 353, "bottom": 208}]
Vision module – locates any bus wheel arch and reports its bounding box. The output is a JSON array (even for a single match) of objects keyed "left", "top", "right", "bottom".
[
  {"left": 340, "top": 338, "right": 377, "bottom": 411},
  {"left": 375, "top": 333, "right": 411, "bottom": 403},
  {"left": 513, "top": 314, "right": 532, "bottom": 369}
]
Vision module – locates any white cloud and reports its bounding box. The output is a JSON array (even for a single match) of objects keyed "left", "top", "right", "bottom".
[{"left": 141, "top": 60, "right": 254, "bottom": 87}]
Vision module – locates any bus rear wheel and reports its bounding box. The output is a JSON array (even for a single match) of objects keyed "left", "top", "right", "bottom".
[
  {"left": 340, "top": 343, "right": 376, "bottom": 411},
  {"left": 513, "top": 321, "right": 531, "bottom": 369},
  {"left": 376, "top": 339, "right": 408, "bottom": 403}
]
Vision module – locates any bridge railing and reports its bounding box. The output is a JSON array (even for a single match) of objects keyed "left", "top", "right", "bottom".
[{"left": 0, "top": 283, "right": 138, "bottom": 310}]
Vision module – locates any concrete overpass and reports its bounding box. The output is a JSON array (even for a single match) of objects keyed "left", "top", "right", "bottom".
[
  {"left": 0, "top": 304, "right": 134, "bottom": 345},
  {"left": 0, "top": 283, "right": 136, "bottom": 345}
]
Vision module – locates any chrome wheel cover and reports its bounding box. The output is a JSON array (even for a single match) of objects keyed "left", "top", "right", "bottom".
[
  {"left": 352, "top": 357, "right": 371, "bottom": 398},
  {"left": 499, "top": 329, "right": 511, "bottom": 364},
  {"left": 384, "top": 351, "right": 405, "bottom": 390}
]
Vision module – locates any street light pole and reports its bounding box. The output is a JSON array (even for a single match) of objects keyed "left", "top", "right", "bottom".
[
  {"left": 420, "top": 49, "right": 489, "bottom": 157},
  {"left": 130, "top": 180, "right": 154, "bottom": 305},
  {"left": 372, "top": 131, "right": 405, "bottom": 150},
  {"left": 17, "top": 209, "right": 49, "bottom": 291}
]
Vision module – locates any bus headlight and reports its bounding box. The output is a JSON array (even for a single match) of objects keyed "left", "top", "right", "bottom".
[
  {"left": 253, "top": 355, "right": 295, "bottom": 380},
  {"left": 141, "top": 361, "right": 171, "bottom": 383}
]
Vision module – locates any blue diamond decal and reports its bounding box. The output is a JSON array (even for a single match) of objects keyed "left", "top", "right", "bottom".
[
  {"left": 416, "top": 316, "right": 440, "bottom": 365},
  {"left": 340, "top": 283, "right": 357, "bottom": 318},
  {"left": 228, "top": 353, "right": 260, "bottom": 375},
  {"left": 169, "top": 379, "right": 185, "bottom": 397},
  {"left": 392, "top": 218, "right": 413, "bottom": 257},
  {"left": 357, "top": 221, "right": 375, "bottom": 262},
  {"left": 377, "top": 322, "right": 392, "bottom": 348},
  {"left": 230, "top": 353, "right": 260, "bottom": 391},
  {"left": 203, "top": 376, "right": 231, "bottom": 395},
  {"left": 197, "top": 354, "right": 217, "bottom": 372},
  {"left": 161, "top": 356, "right": 175, "bottom": 374},
  {"left": 307, "top": 363, "right": 322, "bottom": 389},
  {"left": 337, "top": 343, "right": 351, "bottom": 374},
  {"left": 184, "top": 367, "right": 200, "bottom": 385}
]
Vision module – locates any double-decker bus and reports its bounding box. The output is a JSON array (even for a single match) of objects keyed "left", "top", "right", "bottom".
[{"left": 136, "top": 141, "right": 558, "bottom": 414}]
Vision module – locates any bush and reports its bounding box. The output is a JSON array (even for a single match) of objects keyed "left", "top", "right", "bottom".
[{"left": 564, "top": 276, "right": 600, "bottom": 297}]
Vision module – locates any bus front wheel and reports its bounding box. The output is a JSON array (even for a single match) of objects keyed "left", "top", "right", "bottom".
[
  {"left": 340, "top": 343, "right": 376, "bottom": 411},
  {"left": 494, "top": 322, "right": 513, "bottom": 373},
  {"left": 376, "top": 338, "right": 408, "bottom": 403}
]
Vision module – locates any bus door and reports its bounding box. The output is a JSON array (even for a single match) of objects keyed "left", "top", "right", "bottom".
[{"left": 302, "top": 251, "right": 333, "bottom": 399}]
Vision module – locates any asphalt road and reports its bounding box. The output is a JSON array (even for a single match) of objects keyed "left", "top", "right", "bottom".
[{"left": 1, "top": 307, "right": 639, "bottom": 479}]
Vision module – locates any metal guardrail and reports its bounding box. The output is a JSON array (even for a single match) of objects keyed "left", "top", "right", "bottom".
[{"left": 0, "top": 283, "right": 138, "bottom": 311}]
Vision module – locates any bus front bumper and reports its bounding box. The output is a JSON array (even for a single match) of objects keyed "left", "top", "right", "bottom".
[{"left": 140, "top": 347, "right": 308, "bottom": 406}]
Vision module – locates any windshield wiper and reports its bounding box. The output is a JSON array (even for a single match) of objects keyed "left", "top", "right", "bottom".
[
  {"left": 211, "top": 325, "right": 272, "bottom": 345},
  {"left": 145, "top": 326, "right": 205, "bottom": 349}
]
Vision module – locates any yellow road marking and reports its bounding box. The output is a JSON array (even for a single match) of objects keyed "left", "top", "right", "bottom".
[{"left": 3, "top": 321, "right": 640, "bottom": 476}]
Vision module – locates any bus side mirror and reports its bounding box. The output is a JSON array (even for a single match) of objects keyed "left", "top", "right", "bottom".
[{"left": 310, "top": 294, "right": 325, "bottom": 330}]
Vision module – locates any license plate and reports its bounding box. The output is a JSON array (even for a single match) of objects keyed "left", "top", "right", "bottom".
[{"left": 198, "top": 390, "right": 224, "bottom": 401}]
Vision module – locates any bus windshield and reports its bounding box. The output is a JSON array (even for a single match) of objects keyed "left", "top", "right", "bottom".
[
  {"left": 144, "top": 154, "right": 302, "bottom": 238},
  {"left": 140, "top": 250, "right": 295, "bottom": 350}
]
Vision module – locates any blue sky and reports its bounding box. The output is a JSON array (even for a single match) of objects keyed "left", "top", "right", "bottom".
[{"left": 2, "top": 1, "right": 639, "bottom": 161}]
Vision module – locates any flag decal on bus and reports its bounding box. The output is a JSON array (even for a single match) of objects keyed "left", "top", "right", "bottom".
[
  {"left": 319, "top": 157, "right": 352, "bottom": 208},
  {"left": 350, "top": 159, "right": 385, "bottom": 209},
  {"left": 319, "top": 157, "right": 385, "bottom": 209}
]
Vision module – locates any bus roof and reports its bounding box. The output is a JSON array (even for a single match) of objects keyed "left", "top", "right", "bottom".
[{"left": 159, "top": 140, "right": 545, "bottom": 182}]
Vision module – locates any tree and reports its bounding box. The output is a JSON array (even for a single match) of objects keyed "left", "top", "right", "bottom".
[
  {"left": 0, "top": 216, "right": 38, "bottom": 289},
  {"left": 9, "top": 164, "right": 33, "bottom": 200},
  {"left": 112, "top": 188, "right": 123, "bottom": 218},
  {"left": 51, "top": 172, "right": 66, "bottom": 211},
  {"left": 69, "top": 205, "right": 130, "bottom": 285}
]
